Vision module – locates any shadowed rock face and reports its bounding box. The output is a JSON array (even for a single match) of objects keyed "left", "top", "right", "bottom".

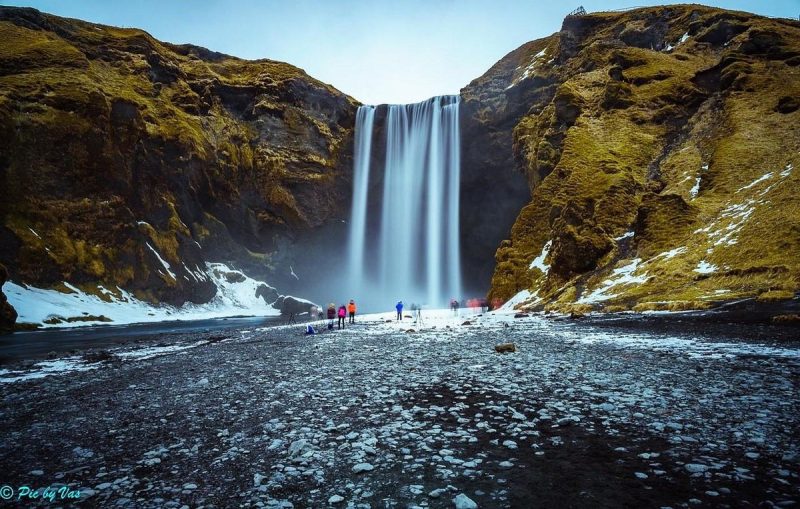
[
  {"left": 0, "top": 7, "right": 358, "bottom": 306},
  {"left": 0, "top": 263, "right": 17, "bottom": 333},
  {"left": 458, "top": 38, "right": 553, "bottom": 296},
  {"left": 472, "top": 5, "right": 800, "bottom": 312}
]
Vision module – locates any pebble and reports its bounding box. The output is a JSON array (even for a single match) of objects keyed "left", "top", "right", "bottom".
[
  {"left": 453, "top": 493, "right": 478, "bottom": 509},
  {"left": 685, "top": 464, "right": 709, "bottom": 474},
  {"left": 328, "top": 494, "right": 344, "bottom": 504},
  {"left": 288, "top": 439, "right": 308, "bottom": 457},
  {"left": 429, "top": 488, "right": 446, "bottom": 498},
  {"left": 352, "top": 463, "right": 374, "bottom": 473},
  {"left": 502, "top": 440, "right": 517, "bottom": 449}
]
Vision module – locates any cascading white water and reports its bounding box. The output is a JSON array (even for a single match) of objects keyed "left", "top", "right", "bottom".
[
  {"left": 346, "top": 105, "right": 375, "bottom": 292},
  {"left": 347, "top": 95, "right": 461, "bottom": 308}
]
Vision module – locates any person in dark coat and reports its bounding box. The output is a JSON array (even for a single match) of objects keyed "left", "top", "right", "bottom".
[
  {"left": 396, "top": 301, "right": 403, "bottom": 321},
  {"left": 327, "top": 303, "right": 336, "bottom": 330}
]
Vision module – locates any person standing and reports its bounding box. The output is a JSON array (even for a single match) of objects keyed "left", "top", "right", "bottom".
[
  {"left": 337, "top": 304, "right": 347, "bottom": 329},
  {"left": 348, "top": 299, "right": 357, "bottom": 324},
  {"left": 327, "top": 303, "right": 336, "bottom": 330},
  {"left": 396, "top": 301, "right": 403, "bottom": 321}
]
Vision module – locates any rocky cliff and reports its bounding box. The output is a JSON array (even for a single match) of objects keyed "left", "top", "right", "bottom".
[
  {"left": 0, "top": 263, "right": 17, "bottom": 332},
  {"left": 3, "top": 5, "right": 799, "bottom": 324},
  {"left": 0, "top": 7, "right": 357, "bottom": 316},
  {"left": 470, "top": 5, "right": 800, "bottom": 313}
]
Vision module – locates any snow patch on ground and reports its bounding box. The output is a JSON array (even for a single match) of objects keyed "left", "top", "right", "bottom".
[
  {"left": 6, "top": 262, "right": 281, "bottom": 328},
  {"left": 115, "top": 341, "right": 208, "bottom": 361},
  {"left": 0, "top": 357, "right": 98, "bottom": 383}
]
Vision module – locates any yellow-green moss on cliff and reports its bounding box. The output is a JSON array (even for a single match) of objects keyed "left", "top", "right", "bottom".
[
  {"left": 0, "top": 6, "right": 358, "bottom": 305},
  {"left": 483, "top": 5, "right": 800, "bottom": 313}
]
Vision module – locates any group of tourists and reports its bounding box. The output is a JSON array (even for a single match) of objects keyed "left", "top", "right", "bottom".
[
  {"left": 329, "top": 300, "right": 357, "bottom": 328},
  {"left": 304, "top": 296, "right": 504, "bottom": 334},
  {"left": 305, "top": 300, "right": 356, "bottom": 334},
  {"left": 449, "top": 297, "right": 493, "bottom": 314}
]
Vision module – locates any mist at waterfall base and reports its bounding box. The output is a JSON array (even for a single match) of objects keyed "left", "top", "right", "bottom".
[{"left": 343, "top": 96, "right": 463, "bottom": 311}]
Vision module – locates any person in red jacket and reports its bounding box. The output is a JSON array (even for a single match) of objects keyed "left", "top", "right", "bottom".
[
  {"left": 337, "top": 304, "right": 347, "bottom": 329},
  {"left": 348, "top": 299, "right": 357, "bottom": 324}
]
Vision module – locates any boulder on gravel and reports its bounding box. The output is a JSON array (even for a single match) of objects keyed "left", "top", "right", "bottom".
[{"left": 495, "top": 342, "right": 517, "bottom": 353}]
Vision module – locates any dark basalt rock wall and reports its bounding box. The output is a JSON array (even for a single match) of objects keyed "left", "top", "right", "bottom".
[{"left": 0, "top": 263, "right": 17, "bottom": 333}]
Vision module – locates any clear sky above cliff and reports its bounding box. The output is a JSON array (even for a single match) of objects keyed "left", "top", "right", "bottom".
[{"left": 3, "top": 0, "right": 798, "bottom": 104}]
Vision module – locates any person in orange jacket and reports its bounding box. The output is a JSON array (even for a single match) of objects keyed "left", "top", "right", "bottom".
[{"left": 347, "top": 299, "right": 357, "bottom": 324}]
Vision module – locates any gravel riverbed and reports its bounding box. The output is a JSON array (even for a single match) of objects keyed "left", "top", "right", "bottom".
[{"left": 1, "top": 311, "right": 798, "bottom": 508}]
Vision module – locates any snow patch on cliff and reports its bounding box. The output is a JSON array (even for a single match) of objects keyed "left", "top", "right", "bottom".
[
  {"left": 578, "top": 259, "right": 649, "bottom": 304},
  {"left": 6, "top": 262, "right": 281, "bottom": 328},
  {"left": 499, "top": 290, "right": 534, "bottom": 311},
  {"left": 506, "top": 48, "right": 549, "bottom": 89},
  {"left": 528, "top": 240, "right": 552, "bottom": 273}
]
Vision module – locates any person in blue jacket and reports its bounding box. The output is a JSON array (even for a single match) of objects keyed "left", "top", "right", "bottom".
[{"left": 396, "top": 301, "right": 403, "bottom": 321}]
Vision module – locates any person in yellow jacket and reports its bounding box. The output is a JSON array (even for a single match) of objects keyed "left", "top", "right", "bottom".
[{"left": 347, "top": 299, "right": 357, "bottom": 324}]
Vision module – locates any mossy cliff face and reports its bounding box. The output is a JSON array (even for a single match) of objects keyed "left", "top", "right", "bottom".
[
  {"left": 0, "top": 263, "right": 17, "bottom": 333},
  {"left": 477, "top": 6, "right": 800, "bottom": 312},
  {"left": 0, "top": 7, "right": 357, "bottom": 306}
]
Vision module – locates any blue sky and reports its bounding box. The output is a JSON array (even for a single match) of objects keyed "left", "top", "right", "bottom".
[{"left": 2, "top": 1, "right": 797, "bottom": 104}]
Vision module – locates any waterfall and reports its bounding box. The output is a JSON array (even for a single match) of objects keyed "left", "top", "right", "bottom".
[
  {"left": 347, "top": 105, "right": 375, "bottom": 292},
  {"left": 347, "top": 95, "right": 462, "bottom": 308}
]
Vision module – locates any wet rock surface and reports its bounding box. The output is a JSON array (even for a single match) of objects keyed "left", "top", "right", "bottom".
[
  {"left": 0, "top": 263, "right": 17, "bottom": 334},
  {"left": 1, "top": 312, "right": 798, "bottom": 508}
]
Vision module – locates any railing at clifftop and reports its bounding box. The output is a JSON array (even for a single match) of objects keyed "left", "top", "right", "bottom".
[{"left": 566, "top": 6, "right": 586, "bottom": 17}]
